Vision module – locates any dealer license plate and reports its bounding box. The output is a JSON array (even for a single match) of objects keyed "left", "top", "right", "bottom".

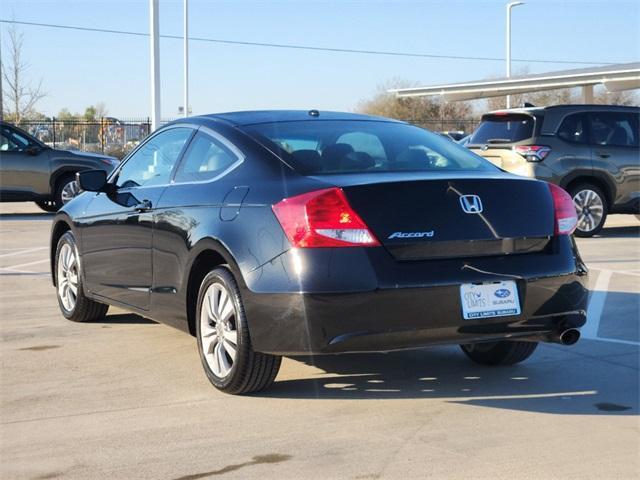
[{"left": 460, "top": 280, "right": 521, "bottom": 320}]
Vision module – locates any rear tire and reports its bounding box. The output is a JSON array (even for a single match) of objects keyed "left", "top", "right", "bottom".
[
  {"left": 460, "top": 341, "right": 538, "bottom": 366},
  {"left": 196, "top": 267, "right": 281, "bottom": 394},
  {"left": 55, "top": 231, "right": 109, "bottom": 322},
  {"left": 569, "top": 183, "right": 608, "bottom": 237}
]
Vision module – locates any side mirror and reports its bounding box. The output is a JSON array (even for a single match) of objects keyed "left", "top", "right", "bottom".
[
  {"left": 77, "top": 170, "right": 109, "bottom": 192},
  {"left": 25, "top": 145, "right": 40, "bottom": 156}
]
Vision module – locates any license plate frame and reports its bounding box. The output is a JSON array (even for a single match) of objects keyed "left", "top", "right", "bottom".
[{"left": 460, "top": 280, "right": 521, "bottom": 320}]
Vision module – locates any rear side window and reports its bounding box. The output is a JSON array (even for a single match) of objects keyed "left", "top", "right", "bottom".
[
  {"left": 470, "top": 114, "right": 535, "bottom": 144},
  {"left": 589, "top": 112, "right": 639, "bottom": 147},
  {"left": 557, "top": 113, "right": 588, "bottom": 144},
  {"left": 242, "top": 120, "right": 497, "bottom": 175},
  {"left": 174, "top": 132, "right": 240, "bottom": 183}
]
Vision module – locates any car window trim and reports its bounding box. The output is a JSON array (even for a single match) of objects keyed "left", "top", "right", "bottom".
[
  {"left": 170, "top": 125, "right": 245, "bottom": 186},
  {"left": 108, "top": 124, "right": 197, "bottom": 188}
]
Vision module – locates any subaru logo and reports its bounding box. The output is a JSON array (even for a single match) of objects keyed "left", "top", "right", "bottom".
[
  {"left": 494, "top": 288, "right": 511, "bottom": 298},
  {"left": 459, "top": 195, "right": 483, "bottom": 214}
]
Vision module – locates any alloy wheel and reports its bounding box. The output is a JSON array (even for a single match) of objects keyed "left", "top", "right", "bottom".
[
  {"left": 573, "top": 189, "right": 604, "bottom": 234},
  {"left": 200, "top": 282, "right": 239, "bottom": 378},
  {"left": 57, "top": 243, "right": 79, "bottom": 311},
  {"left": 60, "top": 180, "right": 80, "bottom": 204}
]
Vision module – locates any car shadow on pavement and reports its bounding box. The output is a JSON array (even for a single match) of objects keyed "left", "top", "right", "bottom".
[
  {"left": 261, "top": 344, "right": 638, "bottom": 415},
  {"left": 596, "top": 225, "right": 640, "bottom": 238},
  {"left": 93, "top": 313, "right": 157, "bottom": 325},
  {"left": 0, "top": 212, "right": 55, "bottom": 221}
]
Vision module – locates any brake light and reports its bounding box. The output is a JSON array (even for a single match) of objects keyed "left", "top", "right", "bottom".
[
  {"left": 272, "top": 188, "right": 380, "bottom": 248},
  {"left": 548, "top": 183, "right": 577, "bottom": 235},
  {"left": 514, "top": 145, "right": 551, "bottom": 162}
]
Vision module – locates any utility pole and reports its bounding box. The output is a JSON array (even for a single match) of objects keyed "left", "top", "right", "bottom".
[
  {"left": 506, "top": 1, "right": 524, "bottom": 109},
  {"left": 183, "top": 0, "right": 189, "bottom": 117},
  {"left": 150, "top": 0, "right": 161, "bottom": 131},
  {"left": 0, "top": 25, "right": 4, "bottom": 122}
]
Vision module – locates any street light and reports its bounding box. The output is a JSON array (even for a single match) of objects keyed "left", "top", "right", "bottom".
[
  {"left": 183, "top": 0, "right": 189, "bottom": 118},
  {"left": 149, "top": 0, "right": 161, "bottom": 131},
  {"left": 506, "top": 1, "right": 524, "bottom": 109}
]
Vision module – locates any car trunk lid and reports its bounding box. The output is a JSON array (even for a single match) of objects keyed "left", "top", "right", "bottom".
[{"left": 314, "top": 172, "right": 554, "bottom": 261}]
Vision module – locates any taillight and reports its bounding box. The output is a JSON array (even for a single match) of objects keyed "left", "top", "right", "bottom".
[
  {"left": 514, "top": 145, "right": 551, "bottom": 162},
  {"left": 272, "top": 187, "right": 380, "bottom": 248},
  {"left": 548, "top": 183, "right": 577, "bottom": 235}
]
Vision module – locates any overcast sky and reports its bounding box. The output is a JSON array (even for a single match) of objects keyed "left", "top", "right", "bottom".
[{"left": 1, "top": 0, "right": 638, "bottom": 118}]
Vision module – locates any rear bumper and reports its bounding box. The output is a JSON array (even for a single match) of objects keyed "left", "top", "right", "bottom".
[{"left": 242, "top": 236, "right": 588, "bottom": 355}]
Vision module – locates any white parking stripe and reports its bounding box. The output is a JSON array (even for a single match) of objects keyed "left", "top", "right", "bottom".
[
  {"left": 581, "top": 269, "right": 612, "bottom": 340},
  {"left": 580, "top": 269, "right": 640, "bottom": 347},
  {"left": 2, "top": 258, "right": 49, "bottom": 270},
  {"left": 589, "top": 337, "right": 640, "bottom": 347},
  {"left": 0, "top": 247, "right": 48, "bottom": 258}
]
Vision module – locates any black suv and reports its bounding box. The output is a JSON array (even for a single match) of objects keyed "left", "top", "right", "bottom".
[
  {"left": 468, "top": 105, "right": 639, "bottom": 236},
  {"left": 0, "top": 121, "right": 119, "bottom": 211}
]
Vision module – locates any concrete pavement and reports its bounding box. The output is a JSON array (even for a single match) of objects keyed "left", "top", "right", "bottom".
[{"left": 0, "top": 203, "right": 638, "bottom": 480}]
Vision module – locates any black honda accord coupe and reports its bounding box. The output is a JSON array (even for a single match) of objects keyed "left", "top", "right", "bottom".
[{"left": 50, "top": 110, "right": 588, "bottom": 394}]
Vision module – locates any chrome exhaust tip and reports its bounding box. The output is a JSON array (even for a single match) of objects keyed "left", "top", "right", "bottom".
[{"left": 558, "top": 328, "right": 580, "bottom": 346}]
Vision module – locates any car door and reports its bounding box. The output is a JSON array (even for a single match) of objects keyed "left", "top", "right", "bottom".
[
  {"left": 79, "top": 126, "right": 194, "bottom": 310},
  {"left": 588, "top": 111, "right": 640, "bottom": 208},
  {"left": 0, "top": 124, "right": 51, "bottom": 199},
  {"left": 151, "top": 127, "right": 246, "bottom": 326}
]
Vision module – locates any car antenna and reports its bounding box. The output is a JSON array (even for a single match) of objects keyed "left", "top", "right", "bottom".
[{"left": 308, "top": 109, "right": 320, "bottom": 117}]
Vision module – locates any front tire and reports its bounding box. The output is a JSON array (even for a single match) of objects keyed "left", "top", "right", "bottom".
[
  {"left": 460, "top": 341, "right": 538, "bottom": 366},
  {"left": 569, "top": 183, "right": 608, "bottom": 237},
  {"left": 54, "top": 174, "right": 80, "bottom": 209},
  {"left": 196, "top": 267, "right": 281, "bottom": 394},
  {"left": 55, "top": 231, "right": 109, "bottom": 322}
]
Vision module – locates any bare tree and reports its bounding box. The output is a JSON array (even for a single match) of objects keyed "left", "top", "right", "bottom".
[
  {"left": 1, "top": 24, "right": 46, "bottom": 123},
  {"left": 356, "top": 79, "right": 477, "bottom": 133}
]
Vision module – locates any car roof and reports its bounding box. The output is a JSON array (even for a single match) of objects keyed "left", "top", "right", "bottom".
[{"left": 191, "top": 110, "right": 402, "bottom": 126}]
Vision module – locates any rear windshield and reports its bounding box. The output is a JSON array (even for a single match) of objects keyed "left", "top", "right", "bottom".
[
  {"left": 242, "top": 120, "right": 497, "bottom": 175},
  {"left": 470, "top": 114, "right": 535, "bottom": 144}
]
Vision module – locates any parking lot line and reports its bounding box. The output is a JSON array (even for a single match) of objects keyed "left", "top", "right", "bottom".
[
  {"left": 582, "top": 269, "right": 611, "bottom": 341},
  {"left": 0, "top": 247, "right": 48, "bottom": 258},
  {"left": 1, "top": 258, "right": 49, "bottom": 270},
  {"left": 582, "top": 268, "right": 640, "bottom": 347}
]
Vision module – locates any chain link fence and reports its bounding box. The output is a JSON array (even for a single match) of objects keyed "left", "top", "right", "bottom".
[{"left": 14, "top": 117, "right": 479, "bottom": 159}]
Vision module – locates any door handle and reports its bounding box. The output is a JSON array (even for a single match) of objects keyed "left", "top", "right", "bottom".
[
  {"left": 596, "top": 151, "right": 610, "bottom": 158},
  {"left": 134, "top": 199, "right": 152, "bottom": 212}
]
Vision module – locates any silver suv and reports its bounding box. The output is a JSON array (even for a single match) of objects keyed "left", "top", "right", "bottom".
[{"left": 468, "top": 104, "right": 639, "bottom": 237}]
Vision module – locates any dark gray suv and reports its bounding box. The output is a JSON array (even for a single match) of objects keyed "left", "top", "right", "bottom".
[
  {"left": 0, "top": 121, "right": 119, "bottom": 211},
  {"left": 468, "top": 105, "right": 639, "bottom": 236}
]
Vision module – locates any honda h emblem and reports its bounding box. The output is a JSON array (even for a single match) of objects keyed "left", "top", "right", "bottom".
[{"left": 459, "top": 195, "right": 483, "bottom": 214}]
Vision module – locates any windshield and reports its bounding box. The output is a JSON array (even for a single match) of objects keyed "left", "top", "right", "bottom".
[
  {"left": 470, "top": 114, "right": 535, "bottom": 144},
  {"left": 242, "top": 120, "right": 497, "bottom": 175}
]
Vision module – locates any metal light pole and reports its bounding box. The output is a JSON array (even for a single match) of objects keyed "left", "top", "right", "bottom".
[
  {"left": 150, "top": 0, "right": 161, "bottom": 131},
  {"left": 183, "top": 0, "right": 189, "bottom": 117},
  {"left": 506, "top": 1, "right": 524, "bottom": 109},
  {"left": 0, "top": 25, "right": 4, "bottom": 122}
]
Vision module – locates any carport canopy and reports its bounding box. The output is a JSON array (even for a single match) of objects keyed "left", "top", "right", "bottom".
[{"left": 389, "top": 62, "right": 640, "bottom": 103}]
